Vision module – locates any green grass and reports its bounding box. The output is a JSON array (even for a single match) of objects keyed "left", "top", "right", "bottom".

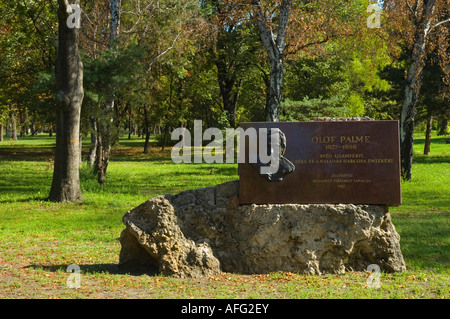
[
  {"left": 388, "top": 132, "right": 449, "bottom": 274},
  {"left": 0, "top": 131, "right": 448, "bottom": 299}
]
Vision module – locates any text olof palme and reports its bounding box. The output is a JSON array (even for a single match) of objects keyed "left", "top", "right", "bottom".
[{"left": 312, "top": 135, "right": 371, "bottom": 144}]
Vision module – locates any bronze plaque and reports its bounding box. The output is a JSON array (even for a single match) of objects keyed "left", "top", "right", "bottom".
[{"left": 238, "top": 121, "right": 401, "bottom": 206}]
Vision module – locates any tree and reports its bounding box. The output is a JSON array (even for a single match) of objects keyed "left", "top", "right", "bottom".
[
  {"left": 0, "top": 0, "right": 58, "bottom": 141},
  {"left": 282, "top": 31, "right": 392, "bottom": 121},
  {"left": 200, "top": 0, "right": 261, "bottom": 128},
  {"left": 94, "top": 0, "right": 122, "bottom": 185},
  {"left": 384, "top": 0, "right": 450, "bottom": 180},
  {"left": 251, "top": 0, "right": 292, "bottom": 122},
  {"left": 79, "top": 0, "right": 201, "bottom": 181},
  {"left": 418, "top": 59, "right": 449, "bottom": 155},
  {"left": 48, "top": 0, "right": 84, "bottom": 202},
  {"left": 250, "top": 0, "right": 373, "bottom": 122}
]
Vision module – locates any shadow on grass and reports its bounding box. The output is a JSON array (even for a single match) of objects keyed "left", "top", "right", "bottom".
[
  {"left": 0, "top": 196, "right": 49, "bottom": 204},
  {"left": 0, "top": 149, "right": 55, "bottom": 161},
  {"left": 413, "top": 155, "right": 450, "bottom": 164},
  {"left": 393, "top": 211, "right": 449, "bottom": 270},
  {"left": 109, "top": 157, "right": 173, "bottom": 162},
  {"left": 414, "top": 136, "right": 450, "bottom": 145},
  {"left": 25, "top": 263, "right": 160, "bottom": 277}
]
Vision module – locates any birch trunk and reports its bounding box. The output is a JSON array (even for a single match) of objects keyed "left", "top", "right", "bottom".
[
  {"left": 95, "top": 0, "right": 120, "bottom": 184},
  {"left": 400, "top": 0, "right": 437, "bottom": 180},
  {"left": 267, "top": 58, "right": 284, "bottom": 122},
  {"left": 87, "top": 117, "right": 97, "bottom": 167},
  {"left": 252, "top": 0, "right": 291, "bottom": 122}
]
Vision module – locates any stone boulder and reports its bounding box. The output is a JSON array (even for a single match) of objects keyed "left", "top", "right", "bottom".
[{"left": 119, "top": 181, "right": 406, "bottom": 277}]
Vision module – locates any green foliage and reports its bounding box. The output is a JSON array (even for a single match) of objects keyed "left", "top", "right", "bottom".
[
  {"left": 280, "top": 97, "right": 346, "bottom": 121},
  {"left": 0, "top": 0, "right": 57, "bottom": 133},
  {"left": 438, "top": 125, "right": 450, "bottom": 136},
  {"left": 283, "top": 30, "right": 393, "bottom": 121},
  {"left": 83, "top": 44, "right": 145, "bottom": 107}
]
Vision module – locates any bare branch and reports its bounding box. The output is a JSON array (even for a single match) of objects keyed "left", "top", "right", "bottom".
[
  {"left": 429, "top": 18, "right": 450, "bottom": 33},
  {"left": 120, "top": 1, "right": 157, "bottom": 35},
  {"left": 146, "top": 31, "right": 182, "bottom": 72},
  {"left": 121, "top": 15, "right": 142, "bottom": 34},
  {"left": 406, "top": 0, "right": 418, "bottom": 19}
]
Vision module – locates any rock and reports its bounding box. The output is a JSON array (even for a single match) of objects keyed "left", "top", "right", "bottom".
[{"left": 119, "top": 181, "right": 406, "bottom": 277}]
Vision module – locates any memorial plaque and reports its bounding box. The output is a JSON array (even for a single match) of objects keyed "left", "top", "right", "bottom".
[{"left": 238, "top": 121, "right": 401, "bottom": 206}]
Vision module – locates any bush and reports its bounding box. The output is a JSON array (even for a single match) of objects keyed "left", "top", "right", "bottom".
[{"left": 280, "top": 97, "right": 349, "bottom": 122}]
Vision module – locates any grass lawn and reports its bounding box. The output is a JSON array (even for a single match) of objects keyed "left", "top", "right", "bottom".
[{"left": 0, "top": 131, "right": 448, "bottom": 299}]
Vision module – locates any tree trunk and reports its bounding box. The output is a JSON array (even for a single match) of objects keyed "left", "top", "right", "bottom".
[
  {"left": 400, "top": 0, "right": 437, "bottom": 180},
  {"left": 424, "top": 116, "right": 432, "bottom": 155},
  {"left": 0, "top": 124, "right": 3, "bottom": 142},
  {"left": 161, "top": 124, "right": 169, "bottom": 151},
  {"left": 95, "top": 0, "right": 121, "bottom": 184},
  {"left": 400, "top": 79, "right": 417, "bottom": 180},
  {"left": 143, "top": 106, "right": 150, "bottom": 154},
  {"left": 252, "top": 0, "right": 291, "bottom": 122},
  {"left": 95, "top": 121, "right": 106, "bottom": 185},
  {"left": 19, "top": 109, "right": 27, "bottom": 138},
  {"left": 94, "top": 0, "right": 121, "bottom": 185},
  {"left": 215, "top": 32, "right": 243, "bottom": 129},
  {"left": 87, "top": 117, "right": 97, "bottom": 166},
  {"left": 79, "top": 132, "right": 83, "bottom": 164},
  {"left": 96, "top": 102, "right": 113, "bottom": 184},
  {"left": 48, "top": 0, "right": 84, "bottom": 202},
  {"left": 267, "top": 58, "right": 284, "bottom": 122},
  {"left": 217, "top": 68, "right": 241, "bottom": 128},
  {"left": 110, "top": 0, "right": 120, "bottom": 40},
  {"left": 9, "top": 109, "right": 17, "bottom": 141},
  {"left": 128, "top": 105, "right": 132, "bottom": 140},
  {"left": 438, "top": 118, "right": 448, "bottom": 135}
]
